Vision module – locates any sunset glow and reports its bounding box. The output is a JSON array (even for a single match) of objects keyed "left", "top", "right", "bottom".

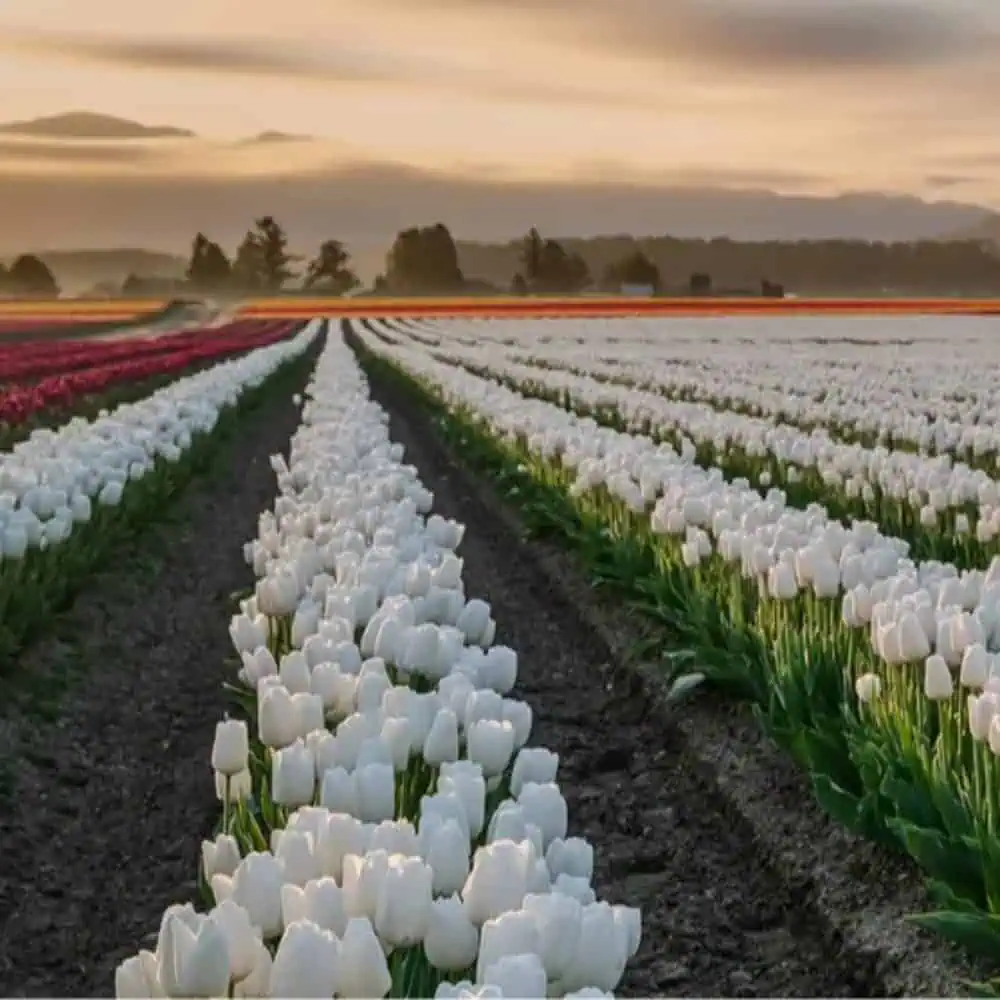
[{"left": 0, "top": 0, "right": 997, "bottom": 203}]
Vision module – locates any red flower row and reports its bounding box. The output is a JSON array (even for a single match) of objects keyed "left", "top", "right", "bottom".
[
  {"left": 0, "top": 319, "right": 304, "bottom": 425},
  {"left": 0, "top": 319, "right": 292, "bottom": 382}
]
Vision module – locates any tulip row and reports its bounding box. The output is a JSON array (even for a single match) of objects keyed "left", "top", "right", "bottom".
[
  {"left": 385, "top": 319, "right": 1000, "bottom": 571},
  {"left": 0, "top": 320, "right": 300, "bottom": 427},
  {"left": 0, "top": 319, "right": 290, "bottom": 382},
  {"left": 116, "top": 333, "right": 642, "bottom": 998},
  {"left": 0, "top": 321, "right": 322, "bottom": 667},
  {"left": 403, "top": 310, "right": 1000, "bottom": 482},
  {"left": 407, "top": 314, "right": 1000, "bottom": 466},
  {"left": 0, "top": 363, "right": 221, "bottom": 457},
  {"left": 0, "top": 327, "right": 286, "bottom": 454},
  {"left": 349, "top": 319, "right": 1000, "bottom": 982}
]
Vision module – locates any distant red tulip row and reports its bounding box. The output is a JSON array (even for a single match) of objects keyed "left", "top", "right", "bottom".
[
  {"left": 0, "top": 319, "right": 293, "bottom": 382},
  {"left": 0, "top": 319, "right": 304, "bottom": 426}
]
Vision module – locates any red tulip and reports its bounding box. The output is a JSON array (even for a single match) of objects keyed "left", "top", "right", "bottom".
[{"left": 0, "top": 319, "right": 300, "bottom": 426}]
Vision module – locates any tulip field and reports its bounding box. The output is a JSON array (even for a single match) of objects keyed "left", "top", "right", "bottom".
[
  {"left": 340, "top": 312, "right": 1000, "bottom": 994},
  {"left": 109, "top": 333, "right": 645, "bottom": 999},
  {"left": 10, "top": 304, "right": 1000, "bottom": 997},
  {"left": 0, "top": 316, "right": 316, "bottom": 669},
  {"left": 0, "top": 319, "right": 300, "bottom": 434}
]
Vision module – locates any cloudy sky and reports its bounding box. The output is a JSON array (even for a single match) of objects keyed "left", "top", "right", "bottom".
[{"left": 0, "top": 0, "right": 998, "bottom": 253}]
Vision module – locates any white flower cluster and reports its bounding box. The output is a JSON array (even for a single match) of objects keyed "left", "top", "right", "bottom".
[
  {"left": 116, "top": 333, "right": 641, "bottom": 999},
  {"left": 406, "top": 314, "right": 1000, "bottom": 462},
  {"left": 354, "top": 319, "right": 1000, "bottom": 734},
  {"left": 386, "top": 316, "right": 1000, "bottom": 535},
  {"left": 0, "top": 321, "right": 321, "bottom": 559}
]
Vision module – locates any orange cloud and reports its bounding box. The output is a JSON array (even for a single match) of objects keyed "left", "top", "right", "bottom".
[{"left": 0, "top": 29, "right": 675, "bottom": 111}]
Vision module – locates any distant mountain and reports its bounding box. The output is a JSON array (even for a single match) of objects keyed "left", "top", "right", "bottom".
[
  {"left": 0, "top": 160, "right": 995, "bottom": 259},
  {"left": 950, "top": 214, "right": 1000, "bottom": 248},
  {"left": 0, "top": 112, "right": 196, "bottom": 140},
  {"left": 0, "top": 248, "right": 188, "bottom": 294}
]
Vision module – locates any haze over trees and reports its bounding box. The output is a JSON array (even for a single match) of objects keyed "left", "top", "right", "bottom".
[
  {"left": 511, "top": 228, "right": 592, "bottom": 294},
  {"left": 600, "top": 250, "right": 661, "bottom": 292},
  {"left": 7, "top": 217, "right": 1000, "bottom": 298},
  {"left": 457, "top": 235, "right": 1000, "bottom": 296}
]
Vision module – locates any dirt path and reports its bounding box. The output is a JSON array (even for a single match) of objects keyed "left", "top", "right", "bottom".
[
  {"left": 0, "top": 348, "right": 317, "bottom": 997},
  {"left": 357, "top": 333, "right": 881, "bottom": 998}
]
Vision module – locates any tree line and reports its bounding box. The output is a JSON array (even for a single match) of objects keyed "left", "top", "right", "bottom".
[
  {"left": 4, "top": 216, "right": 1000, "bottom": 298},
  {"left": 459, "top": 234, "right": 1000, "bottom": 296},
  {"left": 0, "top": 254, "right": 61, "bottom": 298},
  {"left": 128, "top": 220, "right": 633, "bottom": 298}
]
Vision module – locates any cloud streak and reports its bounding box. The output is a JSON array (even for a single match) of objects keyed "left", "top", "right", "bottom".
[
  {"left": 1, "top": 29, "right": 673, "bottom": 110},
  {"left": 0, "top": 137, "right": 164, "bottom": 163},
  {"left": 924, "top": 174, "right": 983, "bottom": 190},
  {"left": 377, "top": 0, "right": 1000, "bottom": 73}
]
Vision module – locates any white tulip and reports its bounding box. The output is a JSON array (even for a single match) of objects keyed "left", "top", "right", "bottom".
[
  {"left": 517, "top": 782, "right": 568, "bottom": 848},
  {"left": 510, "top": 748, "right": 558, "bottom": 797},
  {"left": 209, "top": 899, "right": 260, "bottom": 983},
  {"left": 259, "top": 685, "right": 299, "bottom": 749},
  {"left": 337, "top": 917, "right": 392, "bottom": 999},
  {"left": 213, "top": 852, "right": 285, "bottom": 939},
  {"left": 229, "top": 614, "right": 267, "bottom": 655},
  {"left": 279, "top": 651, "right": 313, "bottom": 695},
  {"left": 281, "top": 877, "right": 348, "bottom": 936},
  {"left": 374, "top": 855, "right": 434, "bottom": 948},
  {"left": 269, "top": 919, "right": 340, "bottom": 999},
  {"left": 481, "top": 952, "right": 548, "bottom": 998},
  {"left": 924, "top": 653, "right": 954, "bottom": 701},
  {"left": 211, "top": 719, "right": 249, "bottom": 776},
  {"left": 202, "top": 833, "right": 241, "bottom": 881},
  {"left": 157, "top": 911, "right": 230, "bottom": 999},
  {"left": 545, "top": 837, "right": 594, "bottom": 883},
  {"left": 476, "top": 910, "right": 540, "bottom": 984},
  {"left": 854, "top": 673, "right": 881, "bottom": 704},
  {"left": 421, "top": 816, "right": 471, "bottom": 895},
  {"left": 467, "top": 719, "right": 516, "bottom": 778},
  {"left": 462, "top": 839, "right": 536, "bottom": 925},
  {"left": 114, "top": 950, "right": 161, "bottom": 998},
  {"left": 214, "top": 768, "right": 252, "bottom": 803},
  {"left": 272, "top": 740, "right": 316, "bottom": 808},
  {"left": 423, "top": 894, "right": 480, "bottom": 971},
  {"left": 439, "top": 762, "right": 486, "bottom": 838}
]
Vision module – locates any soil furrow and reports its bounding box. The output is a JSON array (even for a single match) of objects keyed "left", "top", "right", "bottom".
[
  {"left": 358, "top": 333, "right": 881, "bottom": 999},
  {"left": 0, "top": 346, "right": 318, "bottom": 998}
]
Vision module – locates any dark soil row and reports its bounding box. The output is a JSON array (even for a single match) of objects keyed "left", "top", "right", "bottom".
[
  {"left": 355, "top": 334, "right": 882, "bottom": 998},
  {"left": 0, "top": 343, "right": 317, "bottom": 997}
]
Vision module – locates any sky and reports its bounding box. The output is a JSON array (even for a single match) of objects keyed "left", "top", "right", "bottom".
[
  {"left": 0, "top": 0, "right": 999, "bottom": 256},
  {"left": 1, "top": 0, "right": 999, "bottom": 196}
]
